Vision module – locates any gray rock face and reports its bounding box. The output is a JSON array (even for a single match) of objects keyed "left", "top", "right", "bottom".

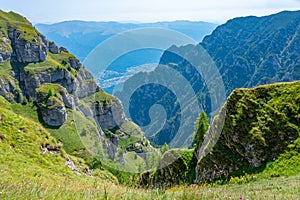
[
  {"left": 59, "top": 46, "right": 68, "bottom": 53},
  {"left": 9, "top": 30, "right": 47, "bottom": 63},
  {"left": 16, "top": 66, "right": 98, "bottom": 103},
  {"left": 61, "top": 92, "right": 75, "bottom": 109},
  {"left": 93, "top": 98, "right": 127, "bottom": 130},
  {"left": 48, "top": 41, "right": 59, "bottom": 54},
  {"left": 0, "top": 34, "right": 10, "bottom": 62},
  {"left": 40, "top": 97, "right": 67, "bottom": 127},
  {"left": 102, "top": 134, "right": 119, "bottom": 160},
  {"left": 0, "top": 76, "right": 22, "bottom": 103},
  {"left": 0, "top": 50, "right": 10, "bottom": 62},
  {"left": 0, "top": 34, "right": 12, "bottom": 63},
  {"left": 69, "top": 57, "right": 82, "bottom": 70},
  {"left": 73, "top": 68, "right": 99, "bottom": 99}
]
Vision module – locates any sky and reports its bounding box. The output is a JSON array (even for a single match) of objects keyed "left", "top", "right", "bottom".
[{"left": 0, "top": 0, "right": 300, "bottom": 24}]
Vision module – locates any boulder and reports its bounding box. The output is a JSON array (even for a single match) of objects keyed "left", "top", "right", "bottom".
[
  {"left": 48, "top": 41, "right": 59, "bottom": 54},
  {"left": 40, "top": 97, "right": 67, "bottom": 127},
  {"left": 59, "top": 46, "right": 69, "bottom": 53},
  {"left": 69, "top": 57, "right": 82, "bottom": 70}
]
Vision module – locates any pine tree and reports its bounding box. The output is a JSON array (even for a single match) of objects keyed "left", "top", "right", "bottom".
[
  {"left": 193, "top": 110, "right": 209, "bottom": 147},
  {"left": 161, "top": 142, "right": 169, "bottom": 154}
]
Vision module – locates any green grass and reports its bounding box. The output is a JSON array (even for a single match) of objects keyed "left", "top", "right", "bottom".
[
  {"left": 45, "top": 109, "right": 94, "bottom": 161},
  {"left": 0, "top": 60, "right": 13, "bottom": 74},
  {"left": 10, "top": 101, "right": 39, "bottom": 122},
  {"left": 81, "top": 90, "right": 115, "bottom": 106},
  {"left": 0, "top": 85, "right": 299, "bottom": 199},
  {"left": 35, "top": 83, "right": 67, "bottom": 102},
  {"left": 23, "top": 53, "right": 78, "bottom": 77},
  {"left": 0, "top": 10, "right": 40, "bottom": 43},
  {"left": 196, "top": 80, "right": 300, "bottom": 184}
]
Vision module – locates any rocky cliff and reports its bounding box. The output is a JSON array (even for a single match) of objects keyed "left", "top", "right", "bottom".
[
  {"left": 0, "top": 10, "right": 156, "bottom": 173},
  {"left": 195, "top": 81, "right": 300, "bottom": 183}
]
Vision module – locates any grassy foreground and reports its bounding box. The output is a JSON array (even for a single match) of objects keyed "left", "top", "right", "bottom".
[
  {"left": 1, "top": 172, "right": 299, "bottom": 199},
  {"left": 0, "top": 98, "right": 299, "bottom": 199}
]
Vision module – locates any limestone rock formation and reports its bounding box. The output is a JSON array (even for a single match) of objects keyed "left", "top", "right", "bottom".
[
  {"left": 93, "top": 98, "right": 127, "bottom": 130},
  {"left": 40, "top": 97, "right": 67, "bottom": 127},
  {"left": 8, "top": 29, "right": 48, "bottom": 63}
]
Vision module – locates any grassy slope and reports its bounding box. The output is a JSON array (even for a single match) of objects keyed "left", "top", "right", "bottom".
[
  {"left": 0, "top": 10, "right": 40, "bottom": 44},
  {"left": 0, "top": 78, "right": 299, "bottom": 200}
]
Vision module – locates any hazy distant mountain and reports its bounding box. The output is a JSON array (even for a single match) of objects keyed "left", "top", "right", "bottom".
[{"left": 36, "top": 21, "right": 217, "bottom": 61}]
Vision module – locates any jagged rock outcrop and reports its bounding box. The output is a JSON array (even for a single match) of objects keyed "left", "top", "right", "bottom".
[
  {"left": 0, "top": 75, "right": 22, "bottom": 102},
  {"left": 40, "top": 98, "right": 67, "bottom": 127},
  {"left": 93, "top": 98, "right": 127, "bottom": 129},
  {"left": 73, "top": 68, "right": 99, "bottom": 99},
  {"left": 35, "top": 84, "right": 72, "bottom": 127},
  {"left": 195, "top": 81, "right": 300, "bottom": 183},
  {"left": 0, "top": 34, "right": 11, "bottom": 63},
  {"left": 48, "top": 41, "right": 59, "bottom": 54},
  {"left": 14, "top": 65, "right": 98, "bottom": 102},
  {"left": 8, "top": 30, "right": 48, "bottom": 63}
]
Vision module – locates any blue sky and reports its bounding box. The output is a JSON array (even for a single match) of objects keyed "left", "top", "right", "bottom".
[{"left": 0, "top": 0, "right": 299, "bottom": 24}]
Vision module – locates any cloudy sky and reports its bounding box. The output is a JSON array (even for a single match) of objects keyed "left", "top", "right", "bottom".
[{"left": 0, "top": 0, "right": 299, "bottom": 24}]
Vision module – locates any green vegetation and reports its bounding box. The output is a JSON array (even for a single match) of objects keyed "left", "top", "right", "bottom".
[
  {"left": 0, "top": 60, "right": 13, "bottom": 74},
  {"left": 0, "top": 10, "right": 40, "bottom": 44},
  {"left": 36, "top": 83, "right": 67, "bottom": 100},
  {"left": 1, "top": 55, "right": 300, "bottom": 200},
  {"left": 81, "top": 90, "right": 115, "bottom": 106},
  {"left": 161, "top": 142, "right": 169, "bottom": 154},
  {"left": 22, "top": 52, "right": 78, "bottom": 78},
  {"left": 46, "top": 109, "right": 94, "bottom": 161},
  {"left": 193, "top": 110, "right": 209, "bottom": 148},
  {"left": 196, "top": 80, "right": 300, "bottom": 183}
]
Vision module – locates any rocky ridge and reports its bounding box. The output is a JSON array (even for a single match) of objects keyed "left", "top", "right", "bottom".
[{"left": 0, "top": 10, "right": 155, "bottom": 170}]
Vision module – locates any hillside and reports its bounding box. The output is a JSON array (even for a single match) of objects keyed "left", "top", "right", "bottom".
[
  {"left": 139, "top": 80, "right": 300, "bottom": 189},
  {"left": 0, "top": 10, "right": 158, "bottom": 178},
  {"left": 195, "top": 80, "right": 300, "bottom": 183},
  {"left": 1, "top": 81, "right": 299, "bottom": 199}
]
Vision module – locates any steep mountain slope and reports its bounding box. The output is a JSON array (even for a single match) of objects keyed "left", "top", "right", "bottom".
[
  {"left": 195, "top": 80, "right": 300, "bottom": 183},
  {"left": 128, "top": 10, "right": 300, "bottom": 147},
  {"left": 0, "top": 10, "right": 158, "bottom": 176},
  {"left": 200, "top": 10, "right": 300, "bottom": 96}
]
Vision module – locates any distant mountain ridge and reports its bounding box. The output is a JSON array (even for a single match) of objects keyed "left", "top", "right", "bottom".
[{"left": 36, "top": 20, "right": 218, "bottom": 61}]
